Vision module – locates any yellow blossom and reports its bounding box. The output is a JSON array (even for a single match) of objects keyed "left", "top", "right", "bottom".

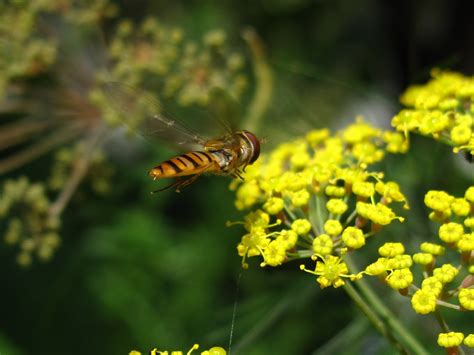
[
  {"left": 291, "top": 219, "right": 312, "bottom": 236},
  {"left": 276, "top": 229, "right": 298, "bottom": 250},
  {"left": 379, "top": 242, "right": 405, "bottom": 257},
  {"left": 341, "top": 226, "right": 365, "bottom": 249},
  {"left": 465, "top": 186, "right": 474, "bottom": 202},
  {"left": 438, "top": 332, "right": 464, "bottom": 348},
  {"left": 263, "top": 197, "right": 284, "bottom": 215},
  {"left": 421, "top": 277, "right": 443, "bottom": 297},
  {"left": 457, "top": 233, "right": 474, "bottom": 252},
  {"left": 458, "top": 288, "right": 474, "bottom": 310},
  {"left": 324, "top": 219, "right": 343, "bottom": 236},
  {"left": 365, "top": 258, "right": 388, "bottom": 275},
  {"left": 306, "top": 129, "right": 330, "bottom": 146},
  {"left": 326, "top": 198, "right": 348, "bottom": 215},
  {"left": 235, "top": 181, "right": 261, "bottom": 210},
  {"left": 386, "top": 254, "right": 412, "bottom": 269},
  {"left": 439, "top": 222, "right": 465, "bottom": 243},
  {"left": 424, "top": 190, "right": 454, "bottom": 212},
  {"left": 451, "top": 198, "right": 470, "bottom": 216},
  {"left": 451, "top": 124, "right": 472, "bottom": 144},
  {"left": 300, "top": 255, "right": 352, "bottom": 288},
  {"left": 261, "top": 240, "right": 286, "bottom": 267},
  {"left": 465, "top": 334, "right": 474, "bottom": 348},
  {"left": 433, "top": 264, "right": 459, "bottom": 283},
  {"left": 312, "top": 234, "right": 333, "bottom": 256},
  {"left": 352, "top": 181, "right": 375, "bottom": 198},
  {"left": 412, "top": 253, "right": 434, "bottom": 265},
  {"left": 386, "top": 268, "right": 413, "bottom": 290},
  {"left": 411, "top": 289, "right": 437, "bottom": 314},
  {"left": 420, "top": 242, "right": 445, "bottom": 256},
  {"left": 288, "top": 188, "right": 310, "bottom": 207},
  {"left": 324, "top": 185, "right": 346, "bottom": 197},
  {"left": 465, "top": 217, "right": 474, "bottom": 229}
]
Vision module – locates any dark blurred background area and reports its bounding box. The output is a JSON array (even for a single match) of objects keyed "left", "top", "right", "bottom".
[{"left": 0, "top": 1, "right": 472, "bottom": 354}]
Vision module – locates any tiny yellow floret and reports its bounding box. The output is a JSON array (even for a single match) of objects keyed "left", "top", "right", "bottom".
[
  {"left": 379, "top": 242, "right": 405, "bottom": 257},
  {"left": 312, "top": 234, "right": 333, "bottom": 256},
  {"left": 341, "top": 226, "right": 365, "bottom": 249},
  {"left": 412, "top": 253, "right": 434, "bottom": 265},
  {"left": 386, "top": 268, "right": 413, "bottom": 290},
  {"left": 464, "top": 334, "right": 474, "bottom": 348},
  {"left": 439, "top": 222, "right": 465, "bottom": 243},
  {"left": 437, "top": 332, "right": 464, "bottom": 348},
  {"left": 433, "top": 264, "right": 459, "bottom": 283},
  {"left": 291, "top": 219, "right": 312, "bottom": 236},
  {"left": 458, "top": 288, "right": 474, "bottom": 310},
  {"left": 411, "top": 289, "right": 437, "bottom": 314},
  {"left": 324, "top": 219, "right": 343, "bottom": 236},
  {"left": 420, "top": 242, "right": 445, "bottom": 256}
]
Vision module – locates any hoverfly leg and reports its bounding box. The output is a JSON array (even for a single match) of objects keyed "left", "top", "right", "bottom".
[
  {"left": 151, "top": 178, "right": 185, "bottom": 194},
  {"left": 174, "top": 174, "right": 201, "bottom": 192}
]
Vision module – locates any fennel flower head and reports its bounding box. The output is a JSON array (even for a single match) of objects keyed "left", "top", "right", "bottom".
[{"left": 228, "top": 118, "right": 408, "bottom": 288}]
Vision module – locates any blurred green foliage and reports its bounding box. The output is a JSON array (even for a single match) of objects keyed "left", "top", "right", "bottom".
[{"left": 0, "top": 1, "right": 472, "bottom": 355}]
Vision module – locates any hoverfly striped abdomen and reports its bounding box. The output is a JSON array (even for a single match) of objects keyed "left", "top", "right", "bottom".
[{"left": 149, "top": 151, "right": 220, "bottom": 179}]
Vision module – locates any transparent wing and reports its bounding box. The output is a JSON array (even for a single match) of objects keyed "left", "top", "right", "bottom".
[
  {"left": 206, "top": 87, "right": 242, "bottom": 135},
  {"left": 100, "top": 82, "right": 208, "bottom": 150}
]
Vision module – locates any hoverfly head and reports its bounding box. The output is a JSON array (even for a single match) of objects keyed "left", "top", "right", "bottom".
[{"left": 242, "top": 130, "right": 261, "bottom": 164}]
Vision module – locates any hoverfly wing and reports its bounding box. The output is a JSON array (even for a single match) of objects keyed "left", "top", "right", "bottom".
[
  {"left": 206, "top": 87, "right": 242, "bottom": 135},
  {"left": 100, "top": 81, "right": 207, "bottom": 150}
]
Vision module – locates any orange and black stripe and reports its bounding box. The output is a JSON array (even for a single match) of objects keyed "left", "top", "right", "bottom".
[{"left": 149, "top": 151, "right": 217, "bottom": 179}]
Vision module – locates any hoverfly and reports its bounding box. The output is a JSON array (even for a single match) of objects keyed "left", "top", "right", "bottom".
[{"left": 102, "top": 82, "right": 261, "bottom": 192}]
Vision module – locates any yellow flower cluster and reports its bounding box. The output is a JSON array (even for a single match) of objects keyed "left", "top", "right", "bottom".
[
  {"left": 438, "top": 332, "right": 474, "bottom": 349},
  {"left": 0, "top": 177, "right": 61, "bottom": 266},
  {"left": 230, "top": 119, "right": 408, "bottom": 288},
  {"left": 406, "top": 187, "right": 474, "bottom": 316},
  {"left": 392, "top": 69, "right": 474, "bottom": 156},
  {"left": 130, "top": 345, "right": 226, "bottom": 355}
]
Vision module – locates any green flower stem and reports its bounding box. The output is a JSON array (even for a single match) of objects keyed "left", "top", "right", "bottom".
[
  {"left": 241, "top": 27, "right": 273, "bottom": 133},
  {"left": 342, "top": 281, "right": 408, "bottom": 354},
  {"left": 345, "top": 257, "right": 429, "bottom": 354}
]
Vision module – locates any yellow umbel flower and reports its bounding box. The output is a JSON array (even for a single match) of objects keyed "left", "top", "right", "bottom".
[
  {"left": 411, "top": 289, "right": 437, "bottom": 314},
  {"left": 300, "top": 255, "right": 352, "bottom": 288},
  {"left": 230, "top": 118, "right": 408, "bottom": 273},
  {"left": 420, "top": 242, "right": 445, "bottom": 256},
  {"left": 437, "top": 332, "right": 464, "bottom": 348},
  {"left": 365, "top": 258, "right": 388, "bottom": 276},
  {"left": 386, "top": 268, "right": 413, "bottom": 290},
  {"left": 378, "top": 242, "right": 405, "bottom": 257},
  {"left": 464, "top": 334, "right": 474, "bottom": 348},
  {"left": 457, "top": 233, "right": 474, "bottom": 252},
  {"left": 465, "top": 186, "right": 474, "bottom": 202},
  {"left": 433, "top": 264, "right": 459, "bottom": 283},
  {"left": 458, "top": 288, "right": 474, "bottom": 310},
  {"left": 341, "top": 226, "right": 365, "bottom": 249},
  {"left": 421, "top": 277, "right": 443, "bottom": 297},
  {"left": 451, "top": 198, "right": 471, "bottom": 216},
  {"left": 393, "top": 70, "right": 474, "bottom": 155},
  {"left": 263, "top": 197, "right": 284, "bottom": 215},
  {"left": 312, "top": 234, "right": 333, "bottom": 256},
  {"left": 261, "top": 240, "right": 286, "bottom": 267},
  {"left": 326, "top": 198, "right": 348, "bottom": 215},
  {"left": 291, "top": 219, "right": 312, "bottom": 236},
  {"left": 386, "top": 254, "right": 412, "bottom": 270},
  {"left": 424, "top": 190, "right": 454, "bottom": 212},
  {"left": 465, "top": 217, "right": 474, "bottom": 229},
  {"left": 438, "top": 222, "right": 464, "bottom": 243},
  {"left": 412, "top": 253, "right": 434, "bottom": 265},
  {"left": 323, "top": 219, "right": 343, "bottom": 236}
]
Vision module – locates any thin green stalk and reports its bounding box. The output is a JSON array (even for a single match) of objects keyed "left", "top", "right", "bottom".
[
  {"left": 345, "top": 257, "right": 429, "bottom": 354},
  {"left": 343, "top": 282, "right": 408, "bottom": 354}
]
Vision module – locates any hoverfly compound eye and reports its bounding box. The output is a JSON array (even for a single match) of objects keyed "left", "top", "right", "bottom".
[{"left": 243, "top": 131, "right": 260, "bottom": 164}]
